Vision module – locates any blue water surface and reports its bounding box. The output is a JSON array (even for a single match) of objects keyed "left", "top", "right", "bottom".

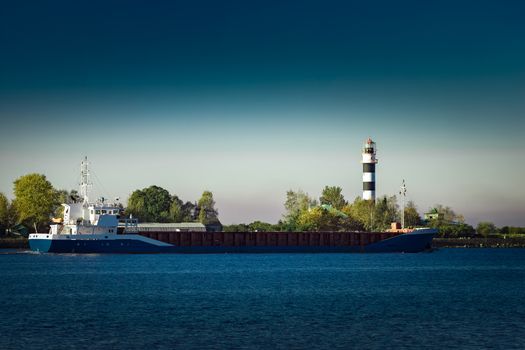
[{"left": 1, "top": 249, "right": 524, "bottom": 349}]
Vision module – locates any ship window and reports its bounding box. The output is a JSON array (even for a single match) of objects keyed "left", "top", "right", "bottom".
[
  {"left": 91, "top": 210, "right": 93, "bottom": 214},
  {"left": 95, "top": 210, "right": 101, "bottom": 214},
  {"left": 102, "top": 210, "right": 107, "bottom": 214}
]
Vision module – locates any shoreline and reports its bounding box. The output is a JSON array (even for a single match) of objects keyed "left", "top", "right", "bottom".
[
  {"left": 0, "top": 237, "right": 29, "bottom": 249},
  {"left": 433, "top": 237, "right": 525, "bottom": 248}
]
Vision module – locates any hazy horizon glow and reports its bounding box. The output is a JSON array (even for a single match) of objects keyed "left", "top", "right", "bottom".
[{"left": 1, "top": 0, "right": 524, "bottom": 226}]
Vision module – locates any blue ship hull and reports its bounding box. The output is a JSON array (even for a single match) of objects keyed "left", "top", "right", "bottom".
[{"left": 29, "top": 230, "right": 436, "bottom": 254}]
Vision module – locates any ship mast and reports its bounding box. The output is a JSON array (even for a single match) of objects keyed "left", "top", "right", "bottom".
[{"left": 80, "top": 156, "right": 92, "bottom": 205}]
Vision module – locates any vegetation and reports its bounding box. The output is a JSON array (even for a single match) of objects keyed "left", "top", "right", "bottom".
[
  {"left": 224, "top": 221, "right": 277, "bottom": 232},
  {"left": 54, "top": 189, "right": 81, "bottom": 217},
  {"left": 283, "top": 189, "right": 317, "bottom": 229},
  {"left": 126, "top": 186, "right": 219, "bottom": 225},
  {"left": 224, "top": 187, "right": 519, "bottom": 238},
  {"left": 371, "top": 196, "right": 399, "bottom": 231},
  {"left": 427, "top": 205, "right": 465, "bottom": 223},
  {"left": 127, "top": 185, "right": 173, "bottom": 222},
  {"left": 13, "top": 174, "right": 60, "bottom": 232},
  {"left": 276, "top": 187, "right": 399, "bottom": 232},
  {"left": 476, "top": 222, "right": 498, "bottom": 237},
  {"left": 197, "top": 191, "right": 219, "bottom": 225},
  {"left": 169, "top": 195, "right": 184, "bottom": 222},
  {"left": 425, "top": 205, "right": 474, "bottom": 238},
  {"left": 297, "top": 206, "right": 339, "bottom": 231},
  {"left": 0, "top": 193, "right": 10, "bottom": 235},
  {"left": 500, "top": 226, "right": 525, "bottom": 235},
  {"left": 319, "top": 186, "right": 347, "bottom": 210},
  {"left": 404, "top": 201, "right": 421, "bottom": 227},
  {"left": 431, "top": 222, "right": 475, "bottom": 238}
]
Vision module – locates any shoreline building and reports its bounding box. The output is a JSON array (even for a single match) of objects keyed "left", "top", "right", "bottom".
[{"left": 362, "top": 138, "right": 378, "bottom": 201}]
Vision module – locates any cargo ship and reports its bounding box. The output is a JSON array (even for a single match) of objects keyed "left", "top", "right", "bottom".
[
  {"left": 29, "top": 228, "right": 436, "bottom": 254},
  {"left": 28, "top": 157, "right": 437, "bottom": 254}
]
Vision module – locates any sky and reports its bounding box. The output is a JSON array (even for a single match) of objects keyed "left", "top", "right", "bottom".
[{"left": 0, "top": 0, "right": 524, "bottom": 226}]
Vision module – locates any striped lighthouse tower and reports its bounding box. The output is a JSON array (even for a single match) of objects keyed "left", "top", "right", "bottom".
[{"left": 361, "top": 137, "right": 378, "bottom": 201}]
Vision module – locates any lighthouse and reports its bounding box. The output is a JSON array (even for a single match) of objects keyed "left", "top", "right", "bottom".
[{"left": 361, "top": 138, "right": 378, "bottom": 201}]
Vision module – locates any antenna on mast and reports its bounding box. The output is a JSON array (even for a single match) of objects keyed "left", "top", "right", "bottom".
[
  {"left": 80, "top": 156, "right": 92, "bottom": 205},
  {"left": 399, "top": 179, "right": 407, "bottom": 228}
]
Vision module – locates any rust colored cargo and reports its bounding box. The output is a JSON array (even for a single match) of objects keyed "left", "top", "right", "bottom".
[{"left": 136, "top": 231, "right": 408, "bottom": 248}]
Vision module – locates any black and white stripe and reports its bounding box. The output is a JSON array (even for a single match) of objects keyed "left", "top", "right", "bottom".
[{"left": 361, "top": 138, "right": 378, "bottom": 201}]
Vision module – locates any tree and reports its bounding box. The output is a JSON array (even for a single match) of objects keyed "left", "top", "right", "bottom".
[
  {"left": 169, "top": 196, "right": 184, "bottom": 222},
  {"left": 426, "top": 204, "right": 473, "bottom": 237},
  {"left": 248, "top": 221, "right": 275, "bottom": 232},
  {"left": 7, "top": 201, "right": 18, "bottom": 232},
  {"left": 319, "top": 186, "right": 347, "bottom": 210},
  {"left": 476, "top": 222, "right": 498, "bottom": 237},
  {"left": 13, "top": 173, "right": 60, "bottom": 232},
  {"left": 283, "top": 189, "right": 317, "bottom": 230},
  {"left": 430, "top": 204, "right": 463, "bottom": 223},
  {"left": 346, "top": 196, "right": 399, "bottom": 231},
  {"left": 54, "top": 189, "right": 82, "bottom": 217},
  {"left": 340, "top": 204, "right": 366, "bottom": 231},
  {"left": 348, "top": 197, "right": 375, "bottom": 231},
  {"left": 197, "top": 191, "right": 219, "bottom": 225},
  {"left": 372, "top": 196, "right": 399, "bottom": 231},
  {"left": 339, "top": 214, "right": 366, "bottom": 231},
  {"left": 435, "top": 223, "right": 475, "bottom": 238},
  {"left": 404, "top": 201, "right": 421, "bottom": 227},
  {"left": 500, "top": 226, "right": 525, "bottom": 235},
  {"left": 69, "top": 190, "right": 81, "bottom": 203},
  {"left": 181, "top": 201, "right": 197, "bottom": 222},
  {"left": 0, "top": 193, "right": 9, "bottom": 235},
  {"left": 126, "top": 185, "right": 172, "bottom": 222},
  {"left": 425, "top": 206, "right": 473, "bottom": 237},
  {"left": 297, "top": 207, "right": 326, "bottom": 231},
  {"left": 224, "top": 223, "right": 250, "bottom": 232}
]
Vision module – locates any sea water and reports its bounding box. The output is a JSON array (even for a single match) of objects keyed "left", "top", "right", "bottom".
[{"left": 1, "top": 249, "right": 524, "bottom": 349}]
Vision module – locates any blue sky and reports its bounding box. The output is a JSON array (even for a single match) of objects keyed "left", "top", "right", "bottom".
[{"left": 0, "top": 0, "right": 524, "bottom": 225}]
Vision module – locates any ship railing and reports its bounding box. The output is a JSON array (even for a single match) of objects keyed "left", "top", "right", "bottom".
[{"left": 123, "top": 218, "right": 139, "bottom": 233}]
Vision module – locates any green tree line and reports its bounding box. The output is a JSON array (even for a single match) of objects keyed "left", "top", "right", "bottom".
[
  {"left": 126, "top": 185, "right": 220, "bottom": 225},
  {"left": 1, "top": 174, "right": 520, "bottom": 237},
  {"left": 224, "top": 185, "right": 516, "bottom": 238}
]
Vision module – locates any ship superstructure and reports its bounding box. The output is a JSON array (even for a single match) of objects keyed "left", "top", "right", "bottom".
[
  {"left": 49, "top": 157, "right": 137, "bottom": 235},
  {"left": 28, "top": 158, "right": 171, "bottom": 253}
]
